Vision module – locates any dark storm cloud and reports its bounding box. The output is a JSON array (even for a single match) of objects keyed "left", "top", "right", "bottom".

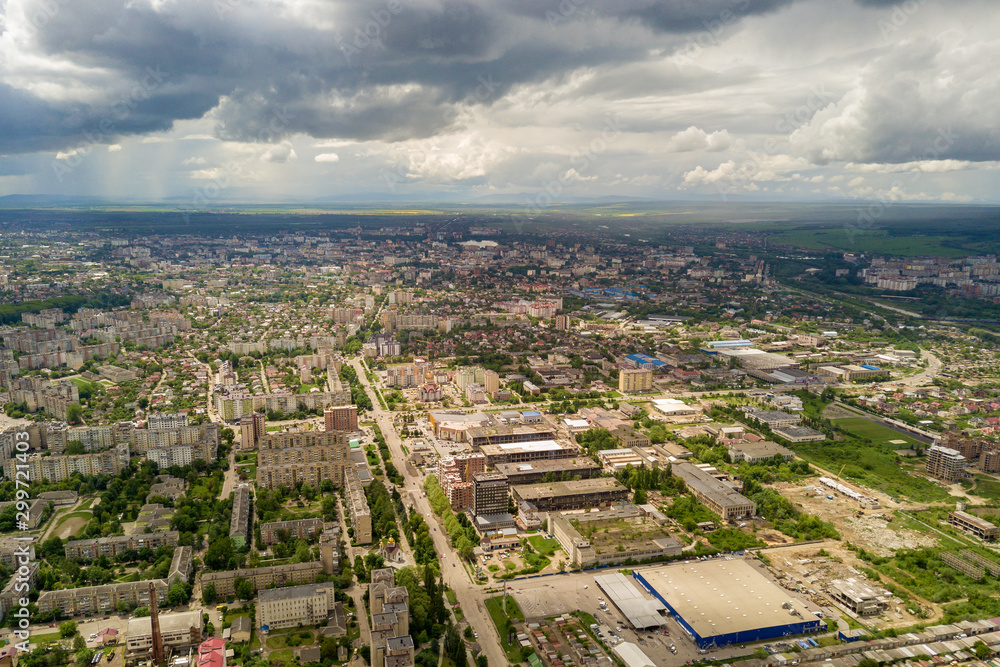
[{"left": 0, "top": 0, "right": 800, "bottom": 155}]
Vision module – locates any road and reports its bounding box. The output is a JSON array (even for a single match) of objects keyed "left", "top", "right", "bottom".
[{"left": 350, "top": 358, "right": 507, "bottom": 667}]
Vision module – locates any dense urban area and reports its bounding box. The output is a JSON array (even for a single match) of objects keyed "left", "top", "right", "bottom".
[{"left": 2, "top": 208, "right": 1000, "bottom": 667}]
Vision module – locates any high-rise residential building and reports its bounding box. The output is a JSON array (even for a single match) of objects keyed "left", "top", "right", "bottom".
[
  {"left": 554, "top": 315, "right": 571, "bottom": 331},
  {"left": 239, "top": 413, "right": 265, "bottom": 449},
  {"left": 256, "top": 431, "right": 350, "bottom": 490},
  {"left": 484, "top": 370, "right": 500, "bottom": 395},
  {"left": 472, "top": 472, "right": 509, "bottom": 518},
  {"left": 926, "top": 445, "right": 967, "bottom": 482},
  {"left": 324, "top": 405, "right": 358, "bottom": 432},
  {"left": 618, "top": 368, "right": 653, "bottom": 393}
]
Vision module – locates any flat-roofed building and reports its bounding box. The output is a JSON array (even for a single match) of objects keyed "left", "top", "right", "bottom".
[
  {"left": 511, "top": 478, "right": 629, "bottom": 513},
  {"left": 260, "top": 518, "right": 324, "bottom": 545},
  {"left": 38, "top": 579, "right": 168, "bottom": 616},
  {"left": 64, "top": 531, "right": 179, "bottom": 561},
  {"left": 672, "top": 462, "right": 756, "bottom": 522},
  {"left": 828, "top": 578, "right": 889, "bottom": 616},
  {"left": 472, "top": 472, "right": 509, "bottom": 518},
  {"left": 493, "top": 458, "right": 601, "bottom": 485},
  {"left": 742, "top": 408, "right": 801, "bottom": 429},
  {"left": 257, "top": 430, "right": 351, "bottom": 490},
  {"left": 126, "top": 610, "right": 202, "bottom": 656},
  {"left": 726, "top": 441, "right": 794, "bottom": 464},
  {"left": 926, "top": 445, "right": 966, "bottom": 482},
  {"left": 230, "top": 486, "right": 251, "bottom": 549},
  {"left": 200, "top": 562, "right": 322, "bottom": 599},
  {"left": 771, "top": 425, "right": 826, "bottom": 443},
  {"left": 478, "top": 440, "right": 580, "bottom": 466},
  {"left": 467, "top": 424, "right": 557, "bottom": 450},
  {"left": 324, "top": 405, "right": 358, "bottom": 432},
  {"left": 651, "top": 398, "right": 698, "bottom": 418},
  {"left": 257, "top": 582, "right": 336, "bottom": 631},
  {"left": 619, "top": 368, "right": 653, "bottom": 394},
  {"left": 949, "top": 510, "right": 999, "bottom": 540}
]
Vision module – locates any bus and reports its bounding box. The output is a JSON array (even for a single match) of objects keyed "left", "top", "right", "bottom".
[{"left": 216, "top": 605, "right": 226, "bottom": 611}]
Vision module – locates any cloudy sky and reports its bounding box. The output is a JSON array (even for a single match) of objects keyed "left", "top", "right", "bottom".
[{"left": 1, "top": 0, "right": 998, "bottom": 204}]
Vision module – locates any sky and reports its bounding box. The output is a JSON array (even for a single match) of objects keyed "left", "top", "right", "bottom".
[{"left": 1, "top": 0, "right": 999, "bottom": 205}]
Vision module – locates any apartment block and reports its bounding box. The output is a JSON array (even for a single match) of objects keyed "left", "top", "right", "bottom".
[
  {"left": 257, "top": 431, "right": 351, "bottom": 490},
  {"left": 3, "top": 444, "right": 130, "bottom": 483},
  {"left": 230, "top": 486, "right": 252, "bottom": 548},
  {"left": 618, "top": 368, "right": 653, "bottom": 394},
  {"left": 257, "top": 582, "right": 336, "bottom": 631},
  {"left": 345, "top": 467, "right": 372, "bottom": 544},
  {"left": 200, "top": 562, "right": 323, "bottom": 599},
  {"left": 38, "top": 579, "right": 168, "bottom": 616},
  {"left": 260, "top": 518, "right": 324, "bottom": 545},
  {"left": 239, "top": 412, "right": 266, "bottom": 450},
  {"left": 926, "top": 445, "right": 967, "bottom": 482},
  {"left": 64, "top": 531, "right": 180, "bottom": 561},
  {"left": 324, "top": 404, "right": 358, "bottom": 432}
]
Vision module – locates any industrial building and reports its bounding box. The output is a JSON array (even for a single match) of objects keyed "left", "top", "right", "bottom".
[
  {"left": 726, "top": 441, "right": 794, "bottom": 464},
  {"left": 949, "top": 510, "right": 999, "bottom": 540},
  {"left": 593, "top": 572, "right": 666, "bottom": 629},
  {"left": 672, "top": 463, "right": 756, "bottom": 522},
  {"left": 493, "top": 458, "right": 601, "bottom": 485},
  {"left": 511, "top": 478, "right": 629, "bottom": 512},
  {"left": 633, "top": 560, "right": 824, "bottom": 649},
  {"left": 478, "top": 440, "right": 580, "bottom": 467},
  {"left": 828, "top": 578, "right": 889, "bottom": 616},
  {"left": 126, "top": 610, "right": 203, "bottom": 657}
]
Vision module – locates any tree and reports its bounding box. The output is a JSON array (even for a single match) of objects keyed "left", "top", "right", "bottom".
[
  {"left": 72, "top": 636, "right": 86, "bottom": 652},
  {"left": 202, "top": 583, "right": 217, "bottom": 605},
  {"left": 59, "top": 621, "right": 78, "bottom": 638},
  {"left": 66, "top": 403, "right": 83, "bottom": 425},
  {"left": 974, "top": 641, "right": 991, "bottom": 660},
  {"left": 168, "top": 581, "right": 191, "bottom": 606},
  {"left": 235, "top": 577, "right": 253, "bottom": 601},
  {"left": 205, "top": 536, "right": 234, "bottom": 570}
]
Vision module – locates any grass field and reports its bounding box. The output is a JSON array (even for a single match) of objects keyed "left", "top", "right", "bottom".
[
  {"left": 485, "top": 596, "right": 525, "bottom": 662},
  {"left": 268, "top": 649, "right": 293, "bottom": 663},
  {"left": 790, "top": 439, "right": 951, "bottom": 503},
  {"left": 771, "top": 229, "right": 971, "bottom": 258},
  {"left": 832, "top": 417, "right": 921, "bottom": 447},
  {"left": 525, "top": 535, "right": 562, "bottom": 557},
  {"left": 265, "top": 630, "right": 313, "bottom": 649},
  {"left": 28, "top": 632, "right": 61, "bottom": 645}
]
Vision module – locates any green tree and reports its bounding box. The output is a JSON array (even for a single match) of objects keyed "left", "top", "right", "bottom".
[
  {"left": 202, "top": 583, "right": 217, "bottom": 605},
  {"left": 66, "top": 403, "right": 84, "bottom": 425},
  {"left": 235, "top": 577, "right": 253, "bottom": 601},
  {"left": 59, "top": 621, "right": 78, "bottom": 638}
]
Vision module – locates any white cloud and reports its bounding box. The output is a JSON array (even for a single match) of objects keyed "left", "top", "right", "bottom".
[
  {"left": 314, "top": 153, "right": 340, "bottom": 163},
  {"left": 107, "top": 144, "right": 121, "bottom": 152},
  {"left": 183, "top": 157, "right": 208, "bottom": 166},
  {"left": 667, "top": 126, "right": 732, "bottom": 152},
  {"left": 260, "top": 141, "right": 297, "bottom": 164}
]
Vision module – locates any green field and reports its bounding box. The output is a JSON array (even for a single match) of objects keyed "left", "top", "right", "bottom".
[
  {"left": 484, "top": 596, "right": 525, "bottom": 662},
  {"left": 525, "top": 535, "right": 562, "bottom": 557},
  {"left": 790, "top": 438, "right": 951, "bottom": 503},
  {"left": 831, "top": 417, "right": 921, "bottom": 448},
  {"left": 770, "top": 229, "right": 972, "bottom": 258}
]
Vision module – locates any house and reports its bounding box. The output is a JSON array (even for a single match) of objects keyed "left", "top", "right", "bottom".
[{"left": 229, "top": 616, "right": 252, "bottom": 644}]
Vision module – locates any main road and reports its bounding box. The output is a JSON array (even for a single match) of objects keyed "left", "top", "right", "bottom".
[{"left": 350, "top": 358, "right": 507, "bottom": 667}]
